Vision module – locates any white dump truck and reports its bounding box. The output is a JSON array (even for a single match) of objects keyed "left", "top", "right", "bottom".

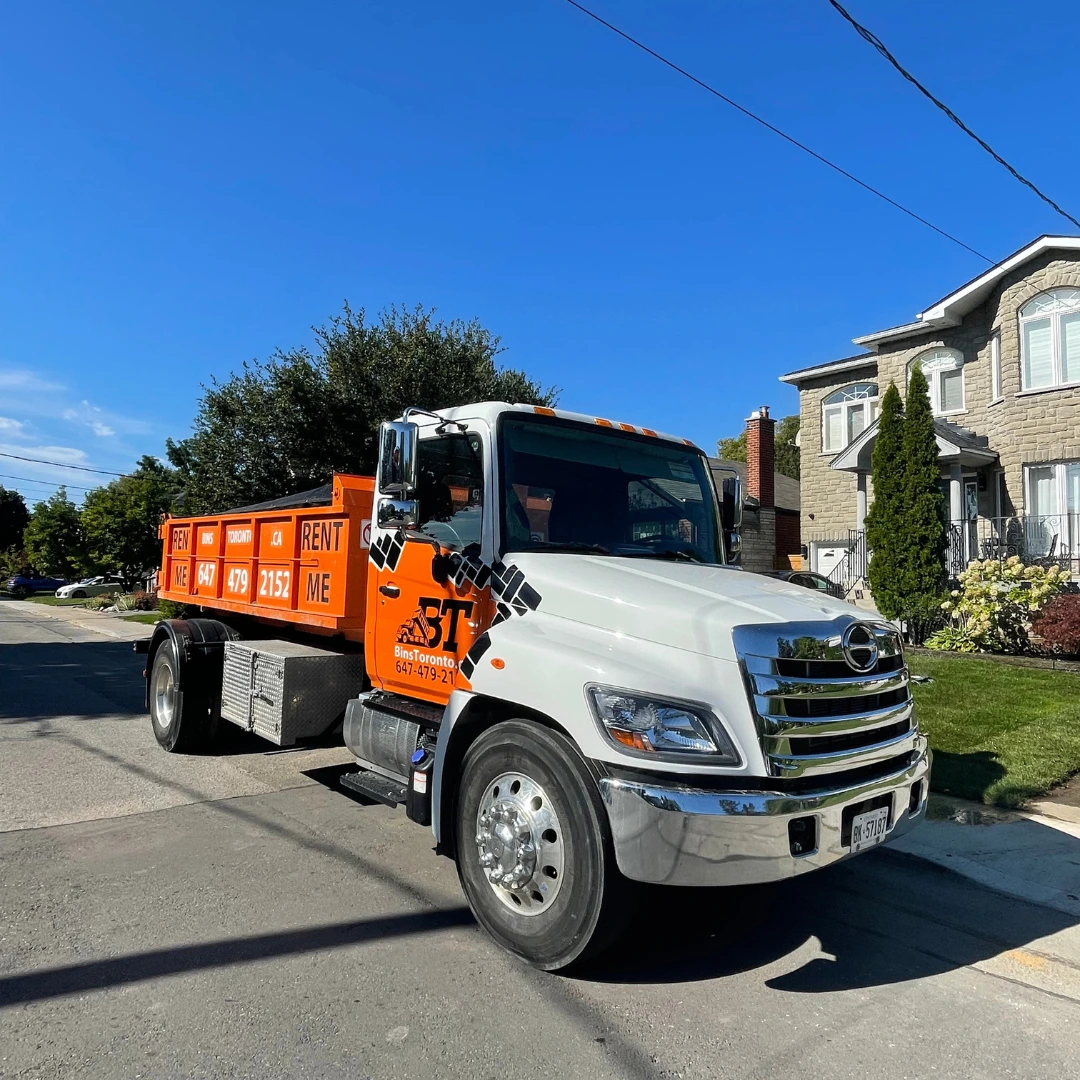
[{"left": 145, "top": 401, "right": 930, "bottom": 970}]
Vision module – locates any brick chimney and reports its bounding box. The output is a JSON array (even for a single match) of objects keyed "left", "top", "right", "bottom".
[{"left": 746, "top": 405, "right": 775, "bottom": 510}]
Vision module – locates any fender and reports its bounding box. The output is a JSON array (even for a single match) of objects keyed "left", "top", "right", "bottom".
[{"left": 144, "top": 617, "right": 238, "bottom": 712}]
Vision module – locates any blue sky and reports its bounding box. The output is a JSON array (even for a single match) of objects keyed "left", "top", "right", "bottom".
[{"left": 1, "top": 0, "right": 1077, "bottom": 505}]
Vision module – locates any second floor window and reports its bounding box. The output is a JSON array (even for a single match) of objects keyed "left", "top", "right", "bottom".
[
  {"left": 910, "top": 348, "right": 965, "bottom": 415},
  {"left": 822, "top": 382, "right": 879, "bottom": 452},
  {"left": 1020, "top": 288, "right": 1080, "bottom": 391}
]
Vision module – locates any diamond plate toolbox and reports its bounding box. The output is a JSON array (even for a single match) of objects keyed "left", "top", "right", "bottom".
[{"left": 219, "top": 639, "right": 366, "bottom": 746}]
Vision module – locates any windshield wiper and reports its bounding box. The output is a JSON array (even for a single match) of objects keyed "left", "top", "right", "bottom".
[
  {"left": 622, "top": 548, "right": 706, "bottom": 563},
  {"left": 522, "top": 541, "right": 612, "bottom": 555}
]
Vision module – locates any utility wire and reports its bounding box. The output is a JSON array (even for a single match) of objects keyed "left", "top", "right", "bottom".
[
  {"left": 560, "top": 0, "right": 992, "bottom": 262},
  {"left": 828, "top": 0, "right": 1080, "bottom": 231},
  {"left": 0, "top": 472, "right": 94, "bottom": 491},
  {"left": 0, "top": 451, "right": 125, "bottom": 476}
]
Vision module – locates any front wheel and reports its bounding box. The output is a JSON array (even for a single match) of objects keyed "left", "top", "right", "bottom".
[
  {"left": 72, "top": 590, "right": 86, "bottom": 599},
  {"left": 454, "top": 720, "right": 638, "bottom": 971}
]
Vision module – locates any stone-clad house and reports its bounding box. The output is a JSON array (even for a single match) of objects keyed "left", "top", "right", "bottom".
[{"left": 780, "top": 235, "right": 1080, "bottom": 593}]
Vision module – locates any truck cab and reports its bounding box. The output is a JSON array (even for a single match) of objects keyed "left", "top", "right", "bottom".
[{"left": 146, "top": 400, "right": 930, "bottom": 972}]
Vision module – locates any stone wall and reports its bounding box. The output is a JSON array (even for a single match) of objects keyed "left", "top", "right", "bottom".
[
  {"left": 872, "top": 251, "right": 1080, "bottom": 517},
  {"left": 739, "top": 507, "right": 776, "bottom": 573},
  {"left": 796, "top": 360, "right": 878, "bottom": 539},
  {"left": 794, "top": 249, "right": 1080, "bottom": 542}
]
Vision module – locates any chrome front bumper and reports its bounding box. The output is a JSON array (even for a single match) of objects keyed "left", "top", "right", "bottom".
[{"left": 598, "top": 741, "right": 931, "bottom": 887}]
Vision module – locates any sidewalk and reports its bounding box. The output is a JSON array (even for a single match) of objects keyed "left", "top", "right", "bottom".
[
  {"left": 891, "top": 793, "right": 1080, "bottom": 918},
  {"left": 2, "top": 597, "right": 158, "bottom": 642}
]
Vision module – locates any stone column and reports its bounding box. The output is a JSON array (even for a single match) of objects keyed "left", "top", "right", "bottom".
[
  {"left": 856, "top": 472, "right": 868, "bottom": 532},
  {"left": 949, "top": 463, "right": 963, "bottom": 526}
]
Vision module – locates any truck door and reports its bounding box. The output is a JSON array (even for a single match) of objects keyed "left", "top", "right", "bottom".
[{"left": 367, "top": 431, "right": 492, "bottom": 704}]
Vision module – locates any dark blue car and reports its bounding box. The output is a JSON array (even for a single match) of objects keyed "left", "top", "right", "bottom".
[{"left": 5, "top": 574, "right": 68, "bottom": 599}]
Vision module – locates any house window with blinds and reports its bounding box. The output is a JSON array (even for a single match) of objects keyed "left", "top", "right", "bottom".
[
  {"left": 909, "top": 348, "right": 965, "bottom": 416},
  {"left": 1020, "top": 288, "right": 1080, "bottom": 391},
  {"left": 821, "top": 383, "right": 879, "bottom": 453}
]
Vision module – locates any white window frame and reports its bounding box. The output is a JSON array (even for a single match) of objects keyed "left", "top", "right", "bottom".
[
  {"left": 990, "top": 331, "right": 1002, "bottom": 403},
  {"left": 1024, "top": 460, "right": 1080, "bottom": 555},
  {"left": 1019, "top": 288, "right": 1080, "bottom": 392},
  {"left": 910, "top": 347, "right": 965, "bottom": 416},
  {"left": 821, "top": 383, "right": 879, "bottom": 453}
]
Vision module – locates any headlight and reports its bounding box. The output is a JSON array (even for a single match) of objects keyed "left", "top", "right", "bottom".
[{"left": 586, "top": 685, "right": 741, "bottom": 764}]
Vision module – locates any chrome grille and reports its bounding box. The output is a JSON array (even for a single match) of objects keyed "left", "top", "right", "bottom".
[{"left": 734, "top": 617, "right": 921, "bottom": 779}]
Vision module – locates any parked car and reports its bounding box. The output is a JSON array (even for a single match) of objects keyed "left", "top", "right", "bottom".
[
  {"left": 765, "top": 569, "right": 845, "bottom": 600},
  {"left": 55, "top": 575, "right": 126, "bottom": 599},
  {"left": 5, "top": 574, "right": 68, "bottom": 599}
]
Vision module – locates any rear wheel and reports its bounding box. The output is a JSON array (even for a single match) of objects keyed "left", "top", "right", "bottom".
[
  {"left": 454, "top": 720, "right": 637, "bottom": 971},
  {"left": 10, "top": 586, "right": 28, "bottom": 599},
  {"left": 149, "top": 637, "right": 212, "bottom": 752}
]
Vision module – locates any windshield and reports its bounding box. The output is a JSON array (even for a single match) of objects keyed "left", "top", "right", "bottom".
[{"left": 499, "top": 414, "right": 723, "bottom": 564}]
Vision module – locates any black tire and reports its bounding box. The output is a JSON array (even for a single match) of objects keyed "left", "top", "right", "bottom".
[
  {"left": 454, "top": 720, "right": 638, "bottom": 971},
  {"left": 149, "top": 637, "right": 212, "bottom": 752},
  {"left": 72, "top": 590, "right": 86, "bottom": 599},
  {"left": 10, "top": 586, "right": 28, "bottom": 599}
]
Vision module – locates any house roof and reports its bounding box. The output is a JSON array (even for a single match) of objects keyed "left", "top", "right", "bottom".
[
  {"left": 779, "top": 235, "right": 1080, "bottom": 385},
  {"left": 778, "top": 353, "right": 878, "bottom": 386},
  {"left": 709, "top": 458, "right": 800, "bottom": 513},
  {"left": 854, "top": 234, "right": 1080, "bottom": 349},
  {"left": 829, "top": 416, "right": 997, "bottom": 473}
]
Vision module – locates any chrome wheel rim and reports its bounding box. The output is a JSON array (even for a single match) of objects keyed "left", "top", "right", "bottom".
[
  {"left": 475, "top": 771, "right": 564, "bottom": 916},
  {"left": 153, "top": 656, "right": 177, "bottom": 730}
]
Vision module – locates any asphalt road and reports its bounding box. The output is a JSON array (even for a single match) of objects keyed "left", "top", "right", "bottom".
[{"left": 3, "top": 600, "right": 1080, "bottom": 1080}]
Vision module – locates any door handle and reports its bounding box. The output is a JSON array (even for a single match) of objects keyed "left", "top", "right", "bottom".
[{"left": 379, "top": 583, "right": 400, "bottom": 598}]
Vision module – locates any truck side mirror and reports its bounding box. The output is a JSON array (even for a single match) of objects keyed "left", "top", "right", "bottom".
[
  {"left": 377, "top": 497, "right": 419, "bottom": 531},
  {"left": 378, "top": 420, "right": 419, "bottom": 496},
  {"left": 717, "top": 472, "right": 743, "bottom": 532}
]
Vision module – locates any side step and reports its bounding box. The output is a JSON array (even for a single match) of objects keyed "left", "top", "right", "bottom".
[{"left": 339, "top": 768, "right": 408, "bottom": 807}]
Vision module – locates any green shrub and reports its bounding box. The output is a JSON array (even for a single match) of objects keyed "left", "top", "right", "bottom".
[
  {"left": 157, "top": 599, "right": 193, "bottom": 619},
  {"left": 924, "top": 625, "right": 977, "bottom": 652}
]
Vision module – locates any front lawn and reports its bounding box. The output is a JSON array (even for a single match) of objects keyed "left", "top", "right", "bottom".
[
  {"left": 24, "top": 595, "right": 88, "bottom": 607},
  {"left": 119, "top": 613, "right": 162, "bottom": 625},
  {"left": 908, "top": 653, "right": 1080, "bottom": 807}
]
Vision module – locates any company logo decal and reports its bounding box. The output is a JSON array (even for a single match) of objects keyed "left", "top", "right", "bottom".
[
  {"left": 369, "top": 530, "right": 405, "bottom": 571},
  {"left": 396, "top": 597, "right": 475, "bottom": 653}
]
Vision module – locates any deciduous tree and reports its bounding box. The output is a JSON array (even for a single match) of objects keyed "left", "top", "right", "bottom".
[
  {"left": 81, "top": 456, "right": 180, "bottom": 583},
  {"left": 23, "top": 488, "right": 86, "bottom": 579},
  {"left": 168, "top": 304, "right": 557, "bottom": 513},
  {"left": 0, "top": 486, "right": 30, "bottom": 552},
  {"left": 716, "top": 415, "right": 801, "bottom": 479}
]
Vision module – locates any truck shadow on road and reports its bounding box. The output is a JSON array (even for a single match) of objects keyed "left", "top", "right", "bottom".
[{"left": 577, "top": 848, "right": 1079, "bottom": 991}]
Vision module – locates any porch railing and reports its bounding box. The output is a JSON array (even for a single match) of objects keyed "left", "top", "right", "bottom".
[
  {"left": 823, "top": 529, "right": 868, "bottom": 597},
  {"left": 951, "top": 514, "right": 1078, "bottom": 576}
]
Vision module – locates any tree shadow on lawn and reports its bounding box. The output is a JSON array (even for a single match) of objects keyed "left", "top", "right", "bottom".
[{"left": 930, "top": 748, "right": 1043, "bottom": 808}]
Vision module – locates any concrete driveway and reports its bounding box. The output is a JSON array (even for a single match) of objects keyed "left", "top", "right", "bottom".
[{"left": 3, "top": 600, "right": 1080, "bottom": 1080}]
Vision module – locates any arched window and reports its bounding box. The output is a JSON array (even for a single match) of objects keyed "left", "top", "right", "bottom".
[
  {"left": 822, "top": 382, "right": 879, "bottom": 452},
  {"left": 1020, "top": 288, "right": 1080, "bottom": 390},
  {"left": 909, "top": 347, "right": 964, "bottom": 415}
]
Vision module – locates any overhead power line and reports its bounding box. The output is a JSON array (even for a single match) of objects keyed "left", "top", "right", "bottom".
[
  {"left": 828, "top": 0, "right": 1080, "bottom": 231},
  {"left": 0, "top": 451, "right": 124, "bottom": 476},
  {"left": 0, "top": 472, "right": 94, "bottom": 492},
  {"left": 560, "top": 0, "right": 993, "bottom": 263}
]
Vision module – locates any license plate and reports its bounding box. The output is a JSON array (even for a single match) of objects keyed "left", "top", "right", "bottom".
[{"left": 850, "top": 806, "right": 890, "bottom": 852}]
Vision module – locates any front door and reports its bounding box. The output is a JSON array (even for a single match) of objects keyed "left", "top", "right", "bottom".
[
  {"left": 367, "top": 431, "right": 492, "bottom": 705},
  {"left": 964, "top": 479, "right": 979, "bottom": 562}
]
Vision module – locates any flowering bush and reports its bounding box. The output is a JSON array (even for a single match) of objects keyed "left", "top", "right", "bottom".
[
  {"left": 926, "top": 556, "right": 1066, "bottom": 654},
  {"left": 1030, "top": 594, "right": 1080, "bottom": 657}
]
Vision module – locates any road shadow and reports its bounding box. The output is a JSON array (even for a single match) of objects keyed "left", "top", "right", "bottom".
[
  {"left": 0, "top": 640, "right": 147, "bottom": 720},
  {"left": 576, "top": 845, "right": 1080, "bottom": 991}
]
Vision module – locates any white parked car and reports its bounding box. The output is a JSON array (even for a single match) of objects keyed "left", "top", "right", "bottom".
[{"left": 56, "top": 575, "right": 126, "bottom": 599}]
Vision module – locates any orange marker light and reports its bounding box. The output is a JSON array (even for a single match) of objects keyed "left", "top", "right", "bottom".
[
  {"left": 641, "top": 428, "right": 657, "bottom": 437},
  {"left": 534, "top": 406, "right": 556, "bottom": 416},
  {"left": 618, "top": 423, "right": 635, "bottom": 432},
  {"left": 595, "top": 418, "right": 613, "bottom": 427},
  {"left": 490, "top": 657, "right": 506, "bottom": 670}
]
